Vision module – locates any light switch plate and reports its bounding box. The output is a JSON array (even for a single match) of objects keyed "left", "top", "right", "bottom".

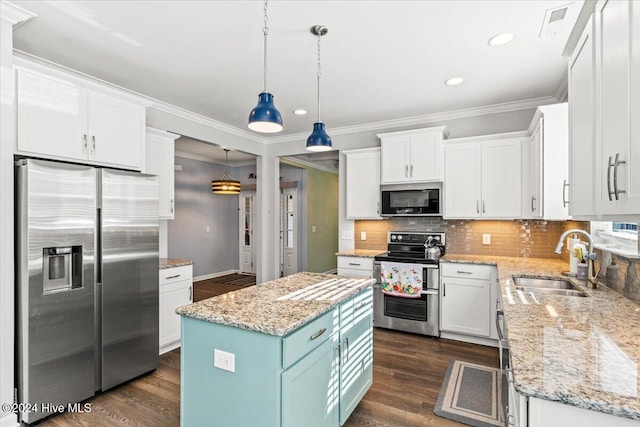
[
  {"left": 360, "top": 231, "right": 367, "bottom": 241},
  {"left": 482, "top": 234, "right": 491, "bottom": 245},
  {"left": 214, "top": 349, "right": 235, "bottom": 373}
]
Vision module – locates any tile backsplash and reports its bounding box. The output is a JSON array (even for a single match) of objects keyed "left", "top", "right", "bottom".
[{"left": 354, "top": 218, "right": 590, "bottom": 261}]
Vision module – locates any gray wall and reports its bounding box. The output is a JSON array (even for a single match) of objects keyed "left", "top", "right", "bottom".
[{"left": 168, "top": 156, "right": 240, "bottom": 278}]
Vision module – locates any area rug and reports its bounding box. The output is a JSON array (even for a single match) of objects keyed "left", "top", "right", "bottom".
[{"left": 434, "top": 360, "right": 503, "bottom": 427}]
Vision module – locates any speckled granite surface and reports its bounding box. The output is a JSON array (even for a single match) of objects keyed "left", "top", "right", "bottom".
[
  {"left": 441, "top": 254, "right": 640, "bottom": 421},
  {"left": 336, "top": 249, "right": 386, "bottom": 258},
  {"left": 159, "top": 258, "right": 194, "bottom": 269},
  {"left": 176, "top": 272, "right": 375, "bottom": 336}
]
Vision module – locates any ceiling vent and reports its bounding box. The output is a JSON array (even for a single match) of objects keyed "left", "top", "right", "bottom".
[{"left": 539, "top": 3, "right": 575, "bottom": 37}]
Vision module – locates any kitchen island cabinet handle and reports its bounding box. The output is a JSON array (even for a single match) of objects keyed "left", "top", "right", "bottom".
[
  {"left": 344, "top": 337, "right": 350, "bottom": 363},
  {"left": 165, "top": 274, "right": 180, "bottom": 280},
  {"left": 354, "top": 301, "right": 368, "bottom": 311},
  {"left": 310, "top": 328, "right": 327, "bottom": 341}
]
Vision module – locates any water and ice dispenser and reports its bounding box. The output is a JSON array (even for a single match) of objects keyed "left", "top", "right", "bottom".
[{"left": 42, "top": 246, "right": 83, "bottom": 294}]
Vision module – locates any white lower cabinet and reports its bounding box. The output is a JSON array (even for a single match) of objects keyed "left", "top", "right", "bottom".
[
  {"left": 337, "top": 256, "right": 374, "bottom": 278},
  {"left": 440, "top": 263, "right": 498, "bottom": 345},
  {"left": 159, "top": 265, "right": 193, "bottom": 354}
]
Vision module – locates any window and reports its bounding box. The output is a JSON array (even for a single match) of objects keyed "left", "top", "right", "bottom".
[{"left": 612, "top": 222, "right": 638, "bottom": 233}]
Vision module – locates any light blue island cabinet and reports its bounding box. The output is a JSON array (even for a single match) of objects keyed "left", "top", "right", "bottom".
[{"left": 176, "top": 272, "right": 375, "bottom": 427}]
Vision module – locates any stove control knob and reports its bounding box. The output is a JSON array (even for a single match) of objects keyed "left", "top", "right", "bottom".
[
  {"left": 397, "top": 235, "right": 403, "bottom": 241},
  {"left": 391, "top": 235, "right": 397, "bottom": 241}
]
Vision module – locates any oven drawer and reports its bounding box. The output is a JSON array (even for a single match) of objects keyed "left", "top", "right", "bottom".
[{"left": 441, "top": 262, "right": 492, "bottom": 280}]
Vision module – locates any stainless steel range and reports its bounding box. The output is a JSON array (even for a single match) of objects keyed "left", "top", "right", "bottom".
[{"left": 373, "top": 231, "right": 445, "bottom": 337}]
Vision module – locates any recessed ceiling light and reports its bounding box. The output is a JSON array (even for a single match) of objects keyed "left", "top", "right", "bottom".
[
  {"left": 445, "top": 77, "right": 464, "bottom": 86},
  {"left": 488, "top": 32, "right": 515, "bottom": 47},
  {"left": 293, "top": 109, "right": 307, "bottom": 116}
]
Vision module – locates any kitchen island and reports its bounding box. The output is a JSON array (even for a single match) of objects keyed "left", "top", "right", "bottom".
[
  {"left": 176, "top": 272, "right": 375, "bottom": 427},
  {"left": 442, "top": 255, "right": 640, "bottom": 426}
]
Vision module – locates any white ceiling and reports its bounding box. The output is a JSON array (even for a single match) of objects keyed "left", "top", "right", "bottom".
[{"left": 12, "top": 0, "right": 580, "bottom": 138}]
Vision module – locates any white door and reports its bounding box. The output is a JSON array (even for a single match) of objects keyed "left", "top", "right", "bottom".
[
  {"left": 529, "top": 120, "right": 543, "bottom": 218},
  {"left": 380, "top": 137, "right": 410, "bottom": 184},
  {"left": 410, "top": 133, "right": 442, "bottom": 181},
  {"left": 444, "top": 142, "right": 482, "bottom": 219},
  {"left": 441, "top": 277, "right": 491, "bottom": 337},
  {"left": 281, "top": 187, "right": 297, "bottom": 277},
  {"left": 239, "top": 191, "right": 255, "bottom": 274},
  {"left": 481, "top": 138, "right": 522, "bottom": 218}
]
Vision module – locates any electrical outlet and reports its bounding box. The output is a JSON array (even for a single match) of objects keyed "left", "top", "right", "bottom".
[
  {"left": 312, "top": 226, "right": 317, "bottom": 233},
  {"left": 205, "top": 226, "right": 210, "bottom": 233},
  {"left": 482, "top": 234, "right": 491, "bottom": 245},
  {"left": 360, "top": 231, "right": 367, "bottom": 241},
  {"left": 214, "top": 349, "right": 235, "bottom": 373}
]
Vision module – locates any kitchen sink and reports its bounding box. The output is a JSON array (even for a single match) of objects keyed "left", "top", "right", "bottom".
[{"left": 512, "top": 276, "right": 588, "bottom": 297}]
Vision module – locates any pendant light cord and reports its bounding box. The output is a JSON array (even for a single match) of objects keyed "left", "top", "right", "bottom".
[
  {"left": 316, "top": 32, "right": 321, "bottom": 122},
  {"left": 263, "top": 0, "right": 269, "bottom": 92}
]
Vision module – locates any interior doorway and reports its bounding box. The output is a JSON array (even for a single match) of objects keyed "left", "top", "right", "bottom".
[
  {"left": 239, "top": 190, "right": 255, "bottom": 274},
  {"left": 280, "top": 187, "right": 297, "bottom": 277}
]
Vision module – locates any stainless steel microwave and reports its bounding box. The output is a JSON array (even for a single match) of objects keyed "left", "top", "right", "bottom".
[{"left": 380, "top": 184, "right": 442, "bottom": 216}]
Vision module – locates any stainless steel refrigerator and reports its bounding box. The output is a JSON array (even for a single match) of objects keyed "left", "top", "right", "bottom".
[{"left": 15, "top": 159, "right": 159, "bottom": 424}]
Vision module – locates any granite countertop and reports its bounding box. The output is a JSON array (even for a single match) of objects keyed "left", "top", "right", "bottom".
[
  {"left": 441, "top": 254, "right": 640, "bottom": 421},
  {"left": 159, "top": 258, "right": 194, "bottom": 269},
  {"left": 336, "top": 249, "right": 386, "bottom": 258},
  {"left": 176, "top": 272, "right": 375, "bottom": 336}
]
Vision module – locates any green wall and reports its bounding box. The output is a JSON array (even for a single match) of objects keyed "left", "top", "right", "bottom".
[{"left": 305, "top": 168, "right": 339, "bottom": 273}]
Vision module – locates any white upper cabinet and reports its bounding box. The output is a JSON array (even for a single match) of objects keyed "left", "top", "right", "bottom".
[
  {"left": 378, "top": 126, "right": 447, "bottom": 184},
  {"left": 343, "top": 148, "right": 381, "bottom": 220},
  {"left": 16, "top": 64, "right": 147, "bottom": 171},
  {"left": 444, "top": 135, "right": 524, "bottom": 219},
  {"left": 524, "top": 104, "right": 570, "bottom": 220},
  {"left": 145, "top": 128, "right": 179, "bottom": 219},
  {"left": 568, "top": 17, "right": 596, "bottom": 218},
  {"left": 593, "top": 0, "right": 640, "bottom": 216}
]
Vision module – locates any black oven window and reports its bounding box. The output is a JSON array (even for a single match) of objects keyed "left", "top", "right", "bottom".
[{"left": 384, "top": 294, "right": 428, "bottom": 322}]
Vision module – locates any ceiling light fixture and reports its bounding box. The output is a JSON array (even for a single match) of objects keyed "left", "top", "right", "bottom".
[
  {"left": 445, "top": 77, "right": 464, "bottom": 86},
  {"left": 306, "top": 25, "right": 332, "bottom": 152},
  {"left": 248, "top": 0, "right": 283, "bottom": 133},
  {"left": 211, "top": 149, "right": 241, "bottom": 195},
  {"left": 293, "top": 109, "right": 308, "bottom": 116},
  {"left": 488, "top": 32, "right": 515, "bottom": 47}
]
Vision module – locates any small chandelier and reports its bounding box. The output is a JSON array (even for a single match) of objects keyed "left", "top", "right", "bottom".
[
  {"left": 211, "top": 149, "right": 241, "bottom": 195},
  {"left": 248, "top": 0, "right": 283, "bottom": 133},
  {"left": 306, "top": 25, "right": 332, "bottom": 152}
]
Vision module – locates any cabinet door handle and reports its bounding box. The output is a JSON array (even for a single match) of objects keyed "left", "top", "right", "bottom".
[
  {"left": 82, "top": 134, "right": 88, "bottom": 154},
  {"left": 496, "top": 309, "right": 504, "bottom": 341},
  {"left": 344, "top": 337, "right": 350, "bottom": 363},
  {"left": 443, "top": 282, "right": 446, "bottom": 297},
  {"left": 476, "top": 200, "right": 480, "bottom": 214},
  {"left": 91, "top": 135, "right": 96, "bottom": 155},
  {"left": 482, "top": 199, "right": 486, "bottom": 214},
  {"left": 456, "top": 270, "right": 473, "bottom": 275},
  {"left": 405, "top": 164, "right": 409, "bottom": 177},
  {"left": 410, "top": 164, "right": 413, "bottom": 177},
  {"left": 562, "top": 179, "right": 569, "bottom": 207},
  {"left": 165, "top": 274, "right": 180, "bottom": 280},
  {"left": 376, "top": 201, "right": 380, "bottom": 215},
  {"left": 607, "top": 156, "right": 615, "bottom": 201},
  {"left": 613, "top": 153, "right": 626, "bottom": 200},
  {"left": 188, "top": 286, "right": 192, "bottom": 301},
  {"left": 354, "top": 301, "right": 368, "bottom": 311},
  {"left": 310, "top": 328, "right": 327, "bottom": 341},
  {"left": 348, "top": 262, "right": 361, "bottom": 266},
  {"left": 170, "top": 199, "right": 174, "bottom": 214},
  {"left": 531, "top": 196, "right": 536, "bottom": 212}
]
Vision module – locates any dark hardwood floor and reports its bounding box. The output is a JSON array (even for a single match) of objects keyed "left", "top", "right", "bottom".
[
  {"left": 38, "top": 276, "right": 498, "bottom": 426},
  {"left": 192, "top": 273, "right": 256, "bottom": 301}
]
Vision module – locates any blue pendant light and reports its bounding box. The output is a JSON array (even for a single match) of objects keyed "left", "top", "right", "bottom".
[
  {"left": 248, "top": 0, "right": 283, "bottom": 133},
  {"left": 306, "top": 25, "right": 332, "bottom": 152}
]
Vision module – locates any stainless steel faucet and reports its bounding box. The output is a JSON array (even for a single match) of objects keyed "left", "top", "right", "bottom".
[{"left": 555, "top": 229, "right": 598, "bottom": 286}]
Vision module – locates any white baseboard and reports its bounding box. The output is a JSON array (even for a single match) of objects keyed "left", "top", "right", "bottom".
[
  {"left": 193, "top": 270, "right": 238, "bottom": 282},
  {"left": 323, "top": 268, "right": 338, "bottom": 274},
  {"left": 0, "top": 413, "right": 19, "bottom": 427},
  {"left": 440, "top": 331, "right": 499, "bottom": 348},
  {"left": 160, "top": 341, "right": 181, "bottom": 355}
]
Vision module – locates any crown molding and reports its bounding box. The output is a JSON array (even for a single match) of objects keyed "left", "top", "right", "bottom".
[
  {"left": 264, "top": 96, "right": 558, "bottom": 144},
  {"left": 0, "top": 1, "right": 36, "bottom": 26},
  {"left": 150, "top": 100, "right": 265, "bottom": 144},
  {"left": 175, "top": 151, "right": 256, "bottom": 167}
]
